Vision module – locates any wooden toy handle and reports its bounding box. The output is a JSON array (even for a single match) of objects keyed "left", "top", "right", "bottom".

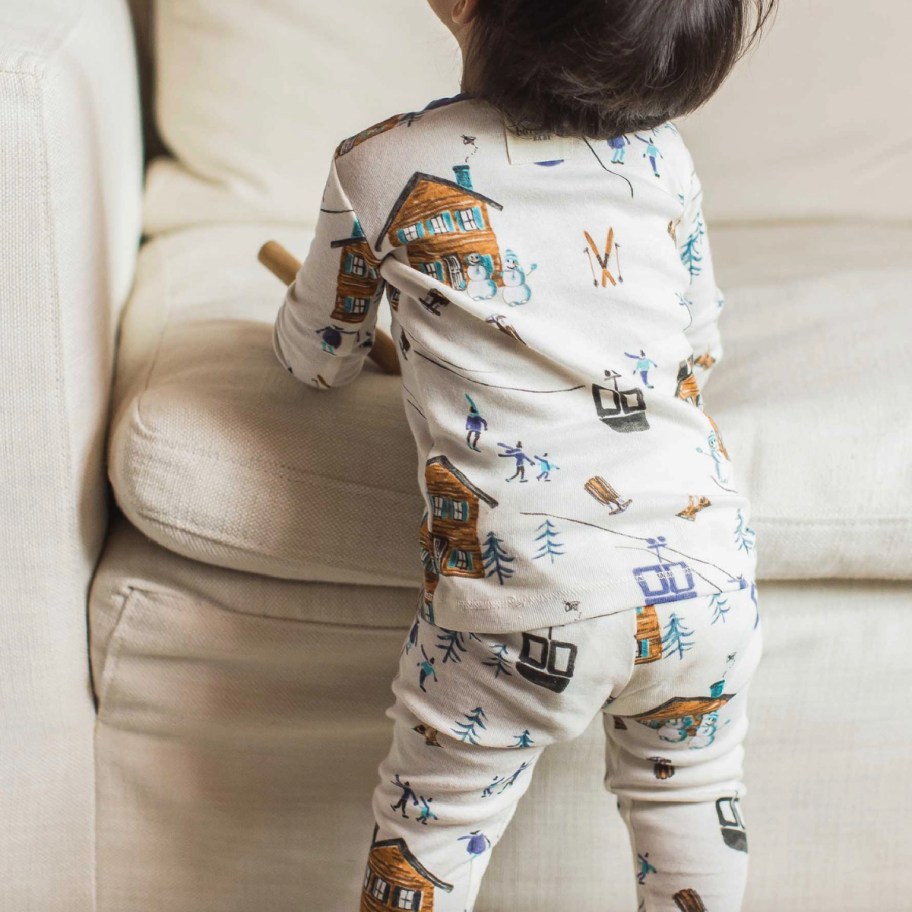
[{"left": 258, "top": 240, "right": 401, "bottom": 377}]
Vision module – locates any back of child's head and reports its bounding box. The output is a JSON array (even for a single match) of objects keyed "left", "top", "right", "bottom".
[{"left": 461, "top": 0, "right": 779, "bottom": 139}]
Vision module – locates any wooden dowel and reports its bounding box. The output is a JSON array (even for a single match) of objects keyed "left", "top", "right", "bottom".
[{"left": 258, "top": 240, "right": 401, "bottom": 376}]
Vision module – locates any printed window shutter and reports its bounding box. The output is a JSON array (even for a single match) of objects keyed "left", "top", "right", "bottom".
[
  {"left": 472, "top": 205, "right": 484, "bottom": 228},
  {"left": 443, "top": 211, "right": 454, "bottom": 231},
  {"left": 343, "top": 252, "right": 353, "bottom": 274},
  {"left": 396, "top": 228, "right": 408, "bottom": 245}
]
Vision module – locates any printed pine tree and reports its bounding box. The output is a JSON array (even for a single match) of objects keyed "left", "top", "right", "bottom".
[
  {"left": 661, "top": 611, "right": 695, "bottom": 660},
  {"left": 482, "top": 643, "right": 512, "bottom": 678},
  {"left": 436, "top": 629, "right": 468, "bottom": 664},
  {"left": 451, "top": 706, "right": 488, "bottom": 745},
  {"left": 512, "top": 729, "right": 535, "bottom": 749},
  {"left": 679, "top": 208, "right": 705, "bottom": 279},
  {"left": 734, "top": 509, "right": 757, "bottom": 555},
  {"left": 482, "top": 531, "right": 515, "bottom": 584},
  {"left": 709, "top": 592, "right": 731, "bottom": 625},
  {"left": 532, "top": 519, "right": 565, "bottom": 564},
  {"left": 436, "top": 629, "right": 483, "bottom": 664}
]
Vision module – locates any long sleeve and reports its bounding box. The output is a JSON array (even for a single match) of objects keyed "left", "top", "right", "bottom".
[
  {"left": 676, "top": 161, "right": 725, "bottom": 393},
  {"left": 273, "top": 155, "right": 386, "bottom": 390}
]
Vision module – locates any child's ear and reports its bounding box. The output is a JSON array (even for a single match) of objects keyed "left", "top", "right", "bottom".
[{"left": 453, "top": 0, "right": 481, "bottom": 26}]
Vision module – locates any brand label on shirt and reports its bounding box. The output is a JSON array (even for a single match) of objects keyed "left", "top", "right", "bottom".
[{"left": 503, "top": 123, "right": 581, "bottom": 165}]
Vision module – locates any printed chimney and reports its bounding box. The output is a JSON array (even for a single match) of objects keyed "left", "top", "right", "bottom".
[{"left": 453, "top": 164, "right": 473, "bottom": 191}]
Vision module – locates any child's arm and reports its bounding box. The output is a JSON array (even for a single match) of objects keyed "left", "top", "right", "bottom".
[
  {"left": 273, "top": 156, "right": 386, "bottom": 390},
  {"left": 677, "top": 160, "right": 725, "bottom": 392}
]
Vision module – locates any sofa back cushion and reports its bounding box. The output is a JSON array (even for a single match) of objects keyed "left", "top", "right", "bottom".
[{"left": 144, "top": 0, "right": 911, "bottom": 231}]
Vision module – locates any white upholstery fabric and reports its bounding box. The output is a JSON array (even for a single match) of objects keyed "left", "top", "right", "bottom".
[
  {"left": 107, "top": 220, "right": 912, "bottom": 586},
  {"left": 89, "top": 511, "right": 912, "bottom": 910},
  {"left": 146, "top": 0, "right": 912, "bottom": 232},
  {"left": 146, "top": 0, "right": 460, "bottom": 232},
  {"left": 0, "top": 0, "right": 143, "bottom": 908}
]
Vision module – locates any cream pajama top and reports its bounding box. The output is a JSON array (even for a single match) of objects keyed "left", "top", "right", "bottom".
[{"left": 273, "top": 92, "right": 757, "bottom": 633}]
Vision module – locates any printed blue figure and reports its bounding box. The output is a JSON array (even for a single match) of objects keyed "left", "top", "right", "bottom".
[
  {"left": 499, "top": 248, "right": 537, "bottom": 306},
  {"left": 465, "top": 393, "right": 488, "bottom": 451},
  {"left": 316, "top": 324, "right": 358, "bottom": 354},
  {"left": 484, "top": 760, "right": 532, "bottom": 797},
  {"left": 636, "top": 852, "right": 657, "bottom": 884},
  {"left": 465, "top": 252, "right": 498, "bottom": 300},
  {"left": 636, "top": 133, "right": 664, "bottom": 177},
  {"left": 403, "top": 616, "right": 420, "bottom": 654},
  {"left": 608, "top": 134, "right": 631, "bottom": 163},
  {"left": 458, "top": 830, "right": 492, "bottom": 857},
  {"left": 497, "top": 440, "right": 535, "bottom": 482},
  {"left": 625, "top": 349, "right": 658, "bottom": 388},
  {"left": 417, "top": 644, "right": 438, "bottom": 692},
  {"left": 481, "top": 775, "right": 506, "bottom": 798},
  {"left": 390, "top": 774, "right": 419, "bottom": 819},
  {"left": 417, "top": 795, "right": 438, "bottom": 825},
  {"left": 534, "top": 452, "right": 560, "bottom": 481},
  {"left": 697, "top": 428, "right": 731, "bottom": 485}
]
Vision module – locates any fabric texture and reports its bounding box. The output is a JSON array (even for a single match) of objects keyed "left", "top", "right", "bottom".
[
  {"left": 365, "top": 583, "right": 762, "bottom": 911},
  {"left": 0, "top": 0, "right": 143, "bottom": 909},
  {"left": 107, "top": 220, "right": 912, "bottom": 592},
  {"left": 273, "top": 93, "right": 754, "bottom": 632},
  {"left": 89, "top": 514, "right": 912, "bottom": 911}
]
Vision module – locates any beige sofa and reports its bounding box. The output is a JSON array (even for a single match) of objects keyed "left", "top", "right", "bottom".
[{"left": 2, "top": 0, "right": 910, "bottom": 909}]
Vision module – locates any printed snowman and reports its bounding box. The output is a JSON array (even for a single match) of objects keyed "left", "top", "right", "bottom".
[
  {"left": 499, "top": 248, "right": 537, "bottom": 306},
  {"left": 465, "top": 252, "right": 498, "bottom": 300}
]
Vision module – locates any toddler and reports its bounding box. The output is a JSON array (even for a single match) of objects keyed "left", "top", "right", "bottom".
[{"left": 273, "top": 0, "right": 777, "bottom": 908}]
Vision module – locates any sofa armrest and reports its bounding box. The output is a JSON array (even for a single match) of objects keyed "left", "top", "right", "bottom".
[{"left": 0, "top": 0, "right": 143, "bottom": 908}]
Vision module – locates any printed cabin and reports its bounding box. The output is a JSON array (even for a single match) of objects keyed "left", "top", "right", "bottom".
[
  {"left": 629, "top": 692, "right": 733, "bottom": 738},
  {"left": 361, "top": 833, "right": 453, "bottom": 911},
  {"left": 634, "top": 604, "right": 662, "bottom": 664},
  {"left": 329, "top": 219, "right": 384, "bottom": 325},
  {"left": 417, "top": 455, "right": 498, "bottom": 623},
  {"left": 334, "top": 111, "right": 419, "bottom": 159},
  {"left": 675, "top": 355, "right": 703, "bottom": 409},
  {"left": 375, "top": 164, "right": 505, "bottom": 292}
]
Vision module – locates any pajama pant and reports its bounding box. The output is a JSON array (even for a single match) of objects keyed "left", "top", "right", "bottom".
[{"left": 359, "top": 583, "right": 763, "bottom": 912}]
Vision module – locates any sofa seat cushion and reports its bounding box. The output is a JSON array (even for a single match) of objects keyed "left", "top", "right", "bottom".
[
  {"left": 107, "top": 220, "right": 912, "bottom": 584},
  {"left": 88, "top": 511, "right": 912, "bottom": 910}
]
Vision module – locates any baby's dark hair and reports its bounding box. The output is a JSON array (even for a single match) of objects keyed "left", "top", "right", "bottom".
[{"left": 460, "top": 0, "right": 779, "bottom": 139}]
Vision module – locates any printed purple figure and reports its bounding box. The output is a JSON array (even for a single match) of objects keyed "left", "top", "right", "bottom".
[
  {"left": 497, "top": 440, "right": 535, "bottom": 482},
  {"left": 465, "top": 393, "right": 488, "bottom": 451},
  {"left": 390, "top": 774, "right": 419, "bottom": 819}
]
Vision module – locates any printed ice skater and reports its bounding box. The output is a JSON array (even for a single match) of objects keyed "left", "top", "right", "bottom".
[
  {"left": 465, "top": 394, "right": 488, "bottom": 451},
  {"left": 637, "top": 852, "right": 657, "bottom": 884},
  {"left": 417, "top": 795, "right": 438, "bottom": 825},
  {"left": 497, "top": 440, "right": 535, "bottom": 482},
  {"left": 608, "top": 134, "right": 631, "bottom": 163},
  {"left": 390, "top": 774, "right": 419, "bottom": 819},
  {"left": 626, "top": 349, "right": 658, "bottom": 388},
  {"left": 499, "top": 248, "right": 537, "bottom": 306},
  {"left": 417, "top": 644, "right": 438, "bottom": 692},
  {"left": 636, "top": 133, "right": 664, "bottom": 177},
  {"left": 535, "top": 453, "right": 560, "bottom": 481},
  {"left": 697, "top": 428, "right": 731, "bottom": 486}
]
